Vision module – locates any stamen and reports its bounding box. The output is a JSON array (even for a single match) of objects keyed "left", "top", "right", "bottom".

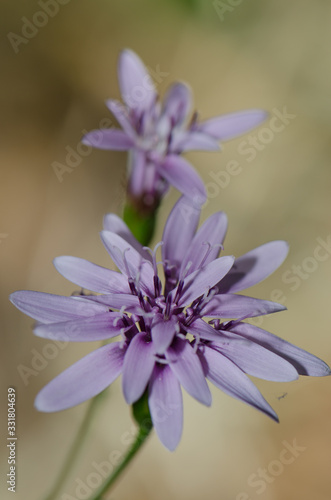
[
  {"left": 200, "top": 242, "right": 224, "bottom": 268},
  {"left": 154, "top": 355, "right": 169, "bottom": 365}
]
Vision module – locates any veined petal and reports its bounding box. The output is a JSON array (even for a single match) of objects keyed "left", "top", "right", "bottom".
[
  {"left": 197, "top": 109, "right": 268, "bottom": 141},
  {"left": 103, "top": 214, "right": 151, "bottom": 262},
  {"left": 173, "top": 131, "right": 220, "bottom": 153},
  {"left": 179, "top": 256, "right": 234, "bottom": 306},
  {"left": 148, "top": 364, "right": 183, "bottom": 451},
  {"left": 9, "top": 291, "right": 108, "bottom": 324},
  {"left": 118, "top": 49, "right": 157, "bottom": 112},
  {"left": 105, "top": 99, "right": 136, "bottom": 138},
  {"left": 100, "top": 231, "right": 154, "bottom": 293},
  {"left": 35, "top": 343, "right": 125, "bottom": 412},
  {"left": 158, "top": 155, "right": 206, "bottom": 206},
  {"left": 151, "top": 315, "right": 178, "bottom": 355},
  {"left": 198, "top": 345, "right": 278, "bottom": 421},
  {"left": 162, "top": 195, "right": 200, "bottom": 272},
  {"left": 166, "top": 337, "right": 211, "bottom": 406},
  {"left": 162, "top": 82, "right": 192, "bottom": 125},
  {"left": 202, "top": 294, "right": 286, "bottom": 318},
  {"left": 34, "top": 312, "right": 124, "bottom": 342},
  {"left": 217, "top": 241, "right": 289, "bottom": 293},
  {"left": 54, "top": 256, "right": 130, "bottom": 294},
  {"left": 82, "top": 129, "right": 134, "bottom": 150},
  {"left": 209, "top": 338, "right": 298, "bottom": 382},
  {"left": 85, "top": 293, "right": 140, "bottom": 311},
  {"left": 229, "top": 322, "right": 331, "bottom": 377},
  {"left": 186, "top": 318, "right": 229, "bottom": 343},
  {"left": 180, "top": 211, "right": 228, "bottom": 278},
  {"left": 122, "top": 332, "right": 155, "bottom": 404}
]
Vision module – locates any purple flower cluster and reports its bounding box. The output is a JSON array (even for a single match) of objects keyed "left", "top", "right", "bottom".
[
  {"left": 10, "top": 197, "right": 330, "bottom": 450},
  {"left": 82, "top": 50, "right": 267, "bottom": 210}
]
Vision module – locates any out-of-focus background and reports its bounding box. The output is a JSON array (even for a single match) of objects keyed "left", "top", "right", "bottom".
[{"left": 1, "top": 1, "right": 331, "bottom": 499}]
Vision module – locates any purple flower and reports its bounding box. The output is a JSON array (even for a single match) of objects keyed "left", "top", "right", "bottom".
[
  {"left": 10, "top": 198, "right": 330, "bottom": 450},
  {"left": 82, "top": 49, "right": 267, "bottom": 210}
]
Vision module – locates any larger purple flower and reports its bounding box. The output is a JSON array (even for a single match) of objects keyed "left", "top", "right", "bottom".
[
  {"left": 10, "top": 198, "right": 330, "bottom": 450},
  {"left": 82, "top": 49, "right": 267, "bottom": 210}
]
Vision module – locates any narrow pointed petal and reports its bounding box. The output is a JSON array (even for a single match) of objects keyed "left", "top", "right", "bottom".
[
  {"left": 34, "top": 312, "right": 124, "bottom": 342},
  {"left": 85, "top": 293, "right": 140, "bottom": 311},
  {"left": 54, "top": 256, "right": 130, "bottom": 294},
  {"left": 105, "top": 99, "right": 136, "bottom": 138},
  {"left": 217, "top": 241, "right": 289, "bottom": 293},
  {"left": 186, "top": 318, "right": 230, "bottom": 343},
  {"left": 35, "top": 343, "right": 125, "bottom": 412},
  {"left": 103, "top": 214, "right": 151, "bottom": 261},
  {"left": 180, "top": 211, "right": 228, "bottom": 277},
  {"left": 82, "top": 129, "right": 134, "bottom": 150},
  {"left": 166, "top": 337, "right": 211, "bottom": 406},
  {"left": 9, "top": 291, "right": 108, "bottom": 324},
  {"left": 198, "top": 345, "right": 278, "bottom": 421},
  {"left": 127, "top": 149, "right": 148, "bottom": 197},
  {"left": 118, "top": 49, "right": 157, "bottom": 112},
  {"left": 162, "top": 195, "right": 200, "bottom": 271},
  {"left": 179, "top": 256, "right": 235, "bottom": 306},
  {"left": 151, "top": 315, "right": 178, "bottom": 355},
  {"left": 229, "top": 322, "right": 331, "bottom": 377},
  {"left": 173, "top": 131, "right": 220, "bottom": 153},
  {"left": 158, "top": 155, "right": 206, "bottom": 206},
  {"left": 210, "top": 338, "right": 298, "bottom": 382},
  {"left": 197, "top": 109, "right": 268, "bottom": 141},
  {"left": 163, "top": 82, "right": 192, "bottom": 125},
  {"left": 122, "top": 333, "right": 155, "bottom": 404},
  {"left": 100, "top": 231, "right": 154, "bottom": 292},
  {"left": 148, "top": 364, "right": 183, "bottom": 451},
  {"left": 203, "top": 294, "right": 286, "bottom": 318}
]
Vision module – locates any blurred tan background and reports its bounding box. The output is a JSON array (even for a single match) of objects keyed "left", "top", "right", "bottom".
[{"left": 1, "top": 1, "right": 331, "bottom": 499}]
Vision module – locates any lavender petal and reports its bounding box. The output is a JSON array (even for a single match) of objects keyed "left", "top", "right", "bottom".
[
  {"left": 122, "top": 332, "right": 155, "bottom": 404},
  {"left": 166, "top": 337, "right": 211, "bottom": 406},
  {"left": 158, "top": 155, "right": 206, "bottom": 206},
  {"left": 54, "top": 256, "right": 130, "bottom": 294},
  {"left": 9, "top": 291, "right": 108, "bottom": 324},
  {"left": 148, "top": 364, "right": 183, "bottom": 451},
  {"left": 217, "top": 241, "right": 289, "bottom": 293},
  {"left": 35, "top": 343, "right": 125, "bottom": 412},
  {"left": 198, "top": 345, "right": 278, "bottom": 421},
  {"left": 197, "top": 109, "right": 268, "bottom": 141},
  {"left": 34, "top": 312, "right": 123, "bottom": 342},
  {"left": 229, "top": 322, "right": 331, "bottom": 377},
  {"left": 82, "top": 129, "right": 134, "bottom": 150}
]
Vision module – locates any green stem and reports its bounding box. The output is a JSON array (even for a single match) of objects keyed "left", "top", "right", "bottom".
[
  {"left": 42, "top": 391, "right": 106, "bottom": 500},
  {"left": 88, "top": 423, "right": 152, "bottom": 500}
]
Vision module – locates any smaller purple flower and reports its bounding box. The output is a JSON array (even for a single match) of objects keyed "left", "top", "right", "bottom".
[
  {"left": 10, "top": 198, "right": 330, "bottom": 450},
  {"left": 82, "top": 49, "right": 267, "bottom": 211}
]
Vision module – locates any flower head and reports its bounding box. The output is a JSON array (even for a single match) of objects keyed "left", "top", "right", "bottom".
[
  {"left": 10, "top": 197, "right": 330, "bottom": 450},
  {"left": 82, "top": 49, "right": 267, "bottom": 212}
]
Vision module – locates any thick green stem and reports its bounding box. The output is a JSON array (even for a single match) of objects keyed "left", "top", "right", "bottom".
[
  {"left": 123, "top": 202, "right": 158, "bottom": 246},
  {"left": 42, "top": 391, "right": 106, "bottom": 500}
]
